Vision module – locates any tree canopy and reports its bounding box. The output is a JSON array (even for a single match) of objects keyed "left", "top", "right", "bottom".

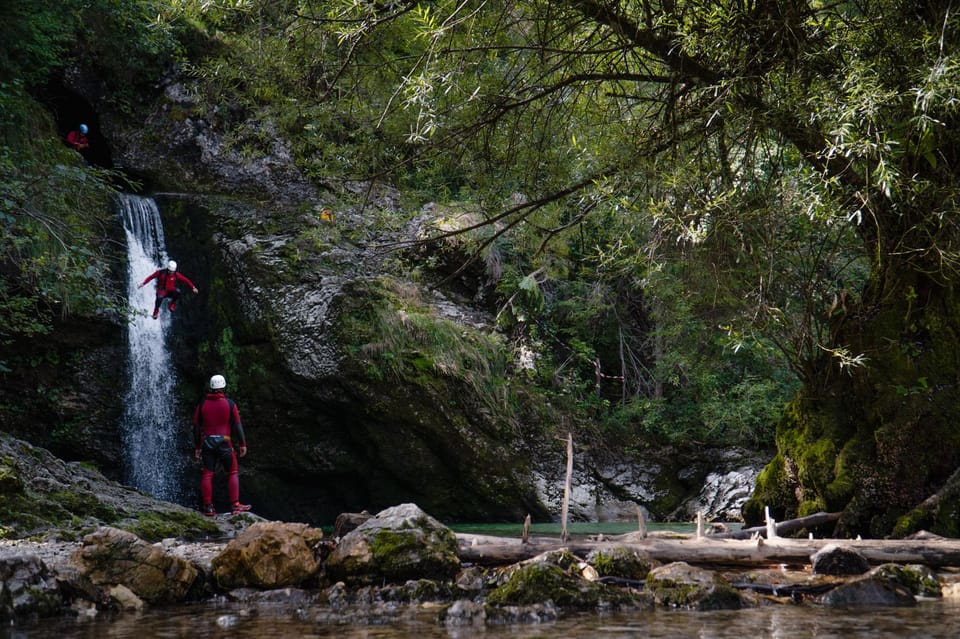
[{"left": 285, "top": 0, "right": 960, "bottom": 534}]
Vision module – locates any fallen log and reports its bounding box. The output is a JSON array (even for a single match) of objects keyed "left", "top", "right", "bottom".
[
  {"left": 712, "top": 511, "right": 843, "bottom": 540},
  {"left": 456, "top": 533, "right": 960, "bottom": 568}
]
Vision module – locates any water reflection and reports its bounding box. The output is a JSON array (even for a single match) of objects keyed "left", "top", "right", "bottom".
[{"left": 9, "top": 599, "right": 960, "bottom": 639}]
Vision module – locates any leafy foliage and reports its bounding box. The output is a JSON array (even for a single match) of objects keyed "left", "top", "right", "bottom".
[{"left": 0, "top": 86, "right": 121, "bottom": 371}]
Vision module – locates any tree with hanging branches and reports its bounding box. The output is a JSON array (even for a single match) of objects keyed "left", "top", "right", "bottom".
[{"left": 291, "top": 0, "right": 960, "bottom": 537}]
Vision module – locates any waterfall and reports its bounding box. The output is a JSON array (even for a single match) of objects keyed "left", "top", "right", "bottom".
[{"left": 118, "top": 193, "right": 188, "bottom": 503}]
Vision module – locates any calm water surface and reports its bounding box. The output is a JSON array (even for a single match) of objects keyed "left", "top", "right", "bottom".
[{"left": 7, "top": 599, "right": 960, "bottom": 639}]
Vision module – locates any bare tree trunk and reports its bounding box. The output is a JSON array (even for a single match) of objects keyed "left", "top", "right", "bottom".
[{"left": 561, "top": 433, "right": 573, "bottom": 543}]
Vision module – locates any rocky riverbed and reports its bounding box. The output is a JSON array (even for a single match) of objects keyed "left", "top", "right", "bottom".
[
  {"left": 5, "top": 501, "right": 960, "bottom": 628},
  {"left": 4, "top": 430, "right": 960, "bottom": 628}
]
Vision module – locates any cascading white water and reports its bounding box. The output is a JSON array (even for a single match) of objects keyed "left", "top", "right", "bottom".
[{"left": 118, "top": 193, "right": 188, "bottom": 503}]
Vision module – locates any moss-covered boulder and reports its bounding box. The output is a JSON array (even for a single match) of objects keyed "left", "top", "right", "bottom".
[
  {"left": 645, "top": 561, "right": 745, "bottom": 610},
  {"left": 586, "top": 545, "right": 659, "bottom": 581},
  {"left": 869, "top": 563, "right": 941, "bottom": 598},
  {"left": 486, "top": 561, "right": 639, "bottom": 610},
  {"left": 324, "top": 504, "right": 460, "bottom": 584}
]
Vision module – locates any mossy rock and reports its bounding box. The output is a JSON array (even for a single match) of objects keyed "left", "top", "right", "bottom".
[
  {"left": 586, "top": 546, "right": 658, "bottom": 580},
  {"left": 0, "top": 465, "right": 25, "bottom": 494},
  {"left": 646, "top": 562, "right": 744, "bottom": 611},
  {"left": 486, "top": 562, "right": 636, "bottom": 609},
  {"left": 870, "top": 563, "right": 941, "bottom": 598},
  {"left": 324, "top": 504, "right": 461, "bottom": 584},
  {"left": 119, "top": 510, "right": 221, "bottom": 542}
]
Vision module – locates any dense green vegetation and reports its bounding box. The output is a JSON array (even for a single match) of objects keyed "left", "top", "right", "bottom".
[
  {"left": 6, "top": 0, "right": 960, "bottom": 535},
  {"left": 170, "top": 0, "right": 807, "bottom": 448},
  {"left": 0, "top": 0, "right": 179, "bottom": 372}
]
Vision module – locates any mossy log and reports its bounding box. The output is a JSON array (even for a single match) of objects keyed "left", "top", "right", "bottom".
[{"left": 456, "top": 533, "right": 960, "bottom": 568}]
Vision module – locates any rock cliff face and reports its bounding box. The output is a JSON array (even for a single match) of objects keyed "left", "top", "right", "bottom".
[{"left": 7, "top": 68, "right": 765, "bottom": 527}]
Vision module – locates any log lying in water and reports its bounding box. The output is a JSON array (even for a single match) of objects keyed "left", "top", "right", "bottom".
[{"left": 456, "top": 532, "right": 960, "bottom": 568}]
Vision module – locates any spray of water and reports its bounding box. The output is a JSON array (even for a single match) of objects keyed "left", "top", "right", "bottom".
[{"left": 118, "top": 194, "right": 188, "bottom": 503}]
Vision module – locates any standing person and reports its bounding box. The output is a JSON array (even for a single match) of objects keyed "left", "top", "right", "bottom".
[
  {"left": 193, "top": 374, "right": 251, "bottom": 516},
  {"left": 66, "top": 124, "right": 90, "bottom": 151},
  {"left": 138, "top": 259, "right": 199, "bottom": 319}
]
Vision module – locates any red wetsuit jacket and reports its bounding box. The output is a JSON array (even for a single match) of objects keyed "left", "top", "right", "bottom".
[
  {"left": 192, "top": 392, "right": 246, "bottom": 448},
  {"left": 141, "top": 269, "right": 197, "bottom": 295},
  {"left": 66, "top": 130, "right": 88, "bottom": 149}
]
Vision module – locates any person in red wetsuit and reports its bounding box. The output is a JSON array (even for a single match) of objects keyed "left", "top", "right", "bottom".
[
  {"left": 138, "top": 259, "right": 199, "bottom": 319},
  {"left": 66, "top": 124, "right": 89, "bottom": 151},
  {"left": 193, "top": 374, "right": 251, "bottom": 516}
]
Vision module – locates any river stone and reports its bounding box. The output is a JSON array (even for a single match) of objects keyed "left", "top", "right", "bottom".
[
  {"left": 646, "top": 561, "right": 744, "bottom": 610},
  {"left": 108, "top": 583, "right": 144, "bottom": 611},
  {"left": 811, "top": 544, "right": 869, "bottom": 575},
  {"left": 69, "top": 527, "right": 199, "bottom": 604},
  {"left": 817, "top": 573, "right": 917, "bottom": 607},
  {"left": 442, "top": 598, "right": 486, "bottom": 626},
  {"left": 333, "top": 511, "right": 373, "bottom": 539},
  {"left": 324, "top": 503, "right": 460, "bottom": 583},
  {"left": 486, "top": 561, "right": 635, "bottom": 609},
  {"left": 586, "top": 545, "right": 658, "bottom": 580},
  {"left": 869, "top": 563, "right": 941, "bottom": 598},
  {"left": 211, "top": 521, "right": 324, "bottom": 589},
  {"left": 0, "top": 554, "right": 63, "bottom": 621}
]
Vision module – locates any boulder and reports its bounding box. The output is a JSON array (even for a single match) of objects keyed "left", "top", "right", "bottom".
[
  {"left": 869, "top": 563, "right": 941, "bottom": 598},
  {"left": 485, "top": 561, "right": 637, "bottom": 610},
  {"left": 645, "top": 561, "right": 744, "bottom": 610},
  {"left": 211, "top": 521, "right": 324, "bottom": 589},
  {"left": 811, "top": 544, "right": 869, "bottom": 576},
  {"left": 586, "top": 545, "right": 658, "bottom": 581},
  {"left": 333, "top": 511, "right": 372, "bottom": 539},
  {"left": 817, "top": 573, "right": 917, "bottom": 607},
  {"left": 69, "top": 527, "right": 199, "bottom": 604},
  {"left": 324, "top": 503, "right": 460, "bottom": 583},
  {"left": 0, "top": 554, "right": 63, "bottom": 621}
]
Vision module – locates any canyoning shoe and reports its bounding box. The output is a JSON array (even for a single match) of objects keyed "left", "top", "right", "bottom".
[
  {"left": 231, "top": 502, "right": 252, "bottom": 515},
  {"left": 169, "top": 302, "right": 177, "bottom": 312},
  {"left": 203, "top": 504, "right": 216, "bottom": 517},
  {"left": 152, "top": 308, "right": 159, "bottom": 319}
]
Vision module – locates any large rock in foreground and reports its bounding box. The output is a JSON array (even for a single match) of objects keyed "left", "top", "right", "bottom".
[
  {"left": 0, "top": 555, "right": 62, "bottom": 622},
  {"left": 324, "top": 503, "right": 459, "bottom": 584},
  {"left": 212, "top": 521, "right": 324, "bottom": 589},
  {"left": 69, "top": 527, "right": 199, "bottom": 604}
]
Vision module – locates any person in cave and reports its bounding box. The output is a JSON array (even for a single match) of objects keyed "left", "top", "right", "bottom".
[
  {"left": 137, "top": 259, "right": 199, "bottom": 319},
  {"left": 66, "top": 123, "right": 90, "bottom": 151},
  {"left": 193, "top": 374, "right": 251, "bottom": 517}
]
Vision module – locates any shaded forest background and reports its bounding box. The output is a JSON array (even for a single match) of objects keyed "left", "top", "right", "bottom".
[{"left": 4, "top": 0, "right": 960, "bottom": 537}]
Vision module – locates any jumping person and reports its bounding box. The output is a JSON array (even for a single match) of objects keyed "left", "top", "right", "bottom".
[
  {"left": 138, "top": 259, "right": 198, "bottom": 319},
  {"left": 66, "top": 124, "right": 90, "bottom": 151},
  {"left": 193, "top": 374, "right": 251, "bottom": 517}
]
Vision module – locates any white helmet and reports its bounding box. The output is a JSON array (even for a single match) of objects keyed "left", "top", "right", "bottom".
[
  {"left": 209, "top": 374, "right": 226, "bottom": 390},
  {"left": 167, "top": 260, "right": 177, "bottom": 271}
]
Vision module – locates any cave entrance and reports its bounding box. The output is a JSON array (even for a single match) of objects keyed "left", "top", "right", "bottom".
[{"left": 36, "top": 79, "right": 113, "bottom": 169}]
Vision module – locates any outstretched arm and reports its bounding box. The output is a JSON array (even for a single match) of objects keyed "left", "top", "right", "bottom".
[
  {"left": 177, "top": 273, "right": 199, "bottom": 293},
  {"left": 138, "top": 270, "right": 159, "bottom": 288}
]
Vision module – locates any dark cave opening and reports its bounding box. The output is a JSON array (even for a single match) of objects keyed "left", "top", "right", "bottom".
[{"left": 36, "top": 80, "right": 114, "bottom": 169}]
